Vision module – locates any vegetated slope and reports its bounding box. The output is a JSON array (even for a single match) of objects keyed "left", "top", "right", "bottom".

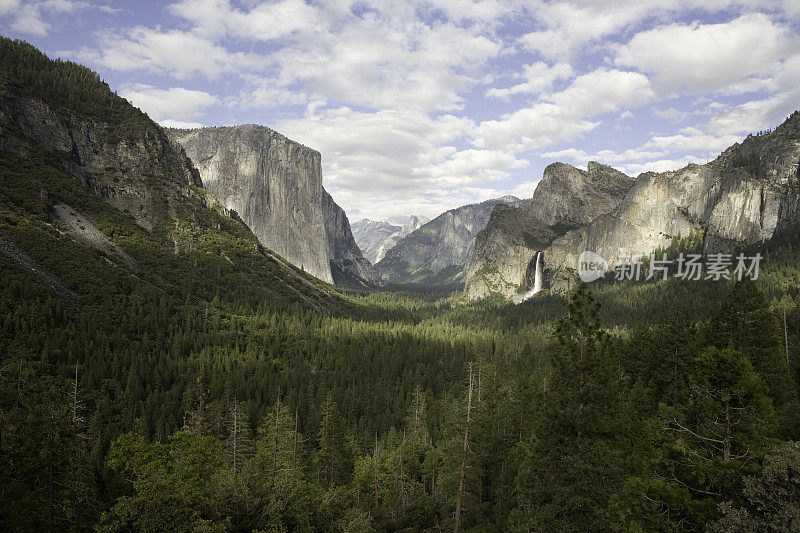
[{"left": 0, "top": 37, "right": 341, "bottom": 313}]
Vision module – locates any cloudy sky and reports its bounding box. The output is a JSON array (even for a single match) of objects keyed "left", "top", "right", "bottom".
[{"left": 2, "top": 1, "right": 799, "bottom": 224}]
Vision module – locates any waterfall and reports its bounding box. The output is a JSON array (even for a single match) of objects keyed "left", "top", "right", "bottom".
[{"left": 512, "top": 251, "right": 543, "bottom": 304}]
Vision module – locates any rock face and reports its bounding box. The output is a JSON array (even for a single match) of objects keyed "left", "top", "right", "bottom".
[
  {"left": 545, "top": 116, "right": 800, "bottom": 283},
  {"left": 322, "top": 190, "right": 377, "bottom": 285},
  {"left": 373, "top": 215, "right": 429, "bottom": 265},
  {"left": 167, "top": 126, "right": 333, "bottom": 282},
  {"left": 0, "top": 77, "right": 205, "bottom": 239},
  {"left": 465, "top": 112, "right": 800, "bottom": 300},
  {"left": 351, "top": 219, "right": 401, "bottom": 264},
  {"left": 465, "top": 163, "right": 634, "bottom": 299},
  {"left": 376, "top": 196, "right": 525, "bottom": 286},
  {"left": 167, "top": 126, "right": 375, "bottom": 285},
  {"left": 528, "top": 162, "right": 634, "bottom": 228}
]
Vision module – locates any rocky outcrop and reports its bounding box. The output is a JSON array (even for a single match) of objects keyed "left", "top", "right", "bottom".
[
  {"left": 167, "top": 125, "right": 375, "bottom": 285},
  {"left": 376, "top": 196, "right": 524, "bottom": 286},
  {"left": 352, "top": 219, "right": 401, "bottom": 264},
  {"left": 465, "top": 112, "right": 800, "bottom": 300},
  {"left": 545, "top": 115, "right": 800, "bottom": 283},
  {"left": 528, "top": 162, "right": 634, "bottom": 228},
  {"left": 167, "top": 125, "right": 333, "bottom": 282},
  {"left": 322, "top": 190, "right": 377, "bottom": 285},
  {"left": 374, "top": 215, "right": 429, "bottom": 264},
  {"left": 465, "top": 163, "right": 634, "bottom": 299},
  {"left": 0, "top": 78, "right": 205, "bottom": 237}
]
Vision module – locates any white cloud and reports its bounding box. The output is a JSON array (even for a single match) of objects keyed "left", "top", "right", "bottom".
[
  {"left": 549, "top": 69, "right": 655, "bottom": 116},
  {"left": 72, "top": 1, "right": 504, "bottom": 115},
  {"left": 646, "top": 131, "right": 742, "bottom": 153},
  {"left": 517, "top": 0, "right": 662, "bottom": 60},
  {"left": 69, "top": 27, "right": 268, "bottom": 80},
  {"left": 424, "top": 149, "right": 528, "bottom": 186},
  {"left": 473, "top": 103, "right": 600, "bottom": 152},
  {"left": 653, "top": 107, "right": 685, "bottom": 121},
  {"left": 273, "top": 105, "right": 530, "bottom": 221},
  {"left": 541, "top": 147, "right": 668, "bottom": 165},
  {"left": 425, "top": 0, "right": 514, "bottom": 23},
  {"left": 266, "top": 16, "right": 502, "bottom": 112},
  {"left": 225, "top": 74, "right": 308, "bottom": 110},
  {"left": 0, "top": 0, "right": 20, "bottom": 17},
  {"left": 1, "top": 0, "right": 116, "bottom": 36},
  {"left": 9, "top": 3, "right": 48, "bottom": 36},
  {"left": 486, "top": 62, "right": 573, "bottom": 100},
  {"left": 615, "top": 13, "right": 797, "bottom": 93},
  {"left": 167, "top": 0, "right": 320, "bottom": 42},
  {"left": 120, "top": 84, "right": 219, "bottom": 123},
  {"left": 159, "top": 119, "right": 204, "bottom": 129},
  {"left": 616, "top": 156, "right": 706, "bottom": 176},
  {"left": 475, "top": 69, "right": 655, "bottom": 151}
]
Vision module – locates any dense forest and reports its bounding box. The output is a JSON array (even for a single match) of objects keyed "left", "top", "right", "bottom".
[{"left": 3, "top": 37, "right": 800, "bottom": 532}]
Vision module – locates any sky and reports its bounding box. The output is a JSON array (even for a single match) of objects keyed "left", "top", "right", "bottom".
[{"left": 1, "top": 1, "right": 799, "bottom": 225}]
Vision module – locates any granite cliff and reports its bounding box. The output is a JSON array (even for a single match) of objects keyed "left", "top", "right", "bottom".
[
  {"left": 167, "top": 126, "right": 375, "bottom": 285},
  {"left": 376, "top": 196, "right": 524, "bottom": 286},
  {"left": 465, "top": 163, "right": 634, "bottom": 299},
  {"left": 465, "top": 112, "right": 800, "bottom": 300},
  {"left": 372, "top": 215, "right": 429, "bottom": 265},
  {"left": 351, "top": 219, "right": 401, "bottom": 264},
  {"left": 322, "top": 189, "right": 377, "bottom": 285},
  {"left": 0, "top": 37, "right": 340, "bottom": 310},
  {"left": 544, "top": 115, "right": 800, "bottom": 284}
]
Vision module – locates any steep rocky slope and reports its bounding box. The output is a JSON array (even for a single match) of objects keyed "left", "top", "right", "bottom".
[
  {"left": 376, "top": 196, "right": 524, "bottom": 286},
  {"left": 167, "top": 126, "right": 375, "bottom": 285},
  {"left": 0, "top": 37, "right": 341, "bottom": 311},
  {"left": 351, "top": 219, "right": 400, "bottom": 264},
  {"left": 466, "top": 113, "right": 800, "bottom": 300},
  {"left": 322, "top": 189, "right": 377, "bottom": 285},
  {"left": 373, "top": 215, "right": 429, "bottom": 264},
  {"left": 544, "top": 115, "right": 800, "bottom": 282},
  {"left": 465, "top": 163, "right": 634, "bottom": 299},
  {"left": 0, "top": 62, "right": 206, "bottom": 240}
]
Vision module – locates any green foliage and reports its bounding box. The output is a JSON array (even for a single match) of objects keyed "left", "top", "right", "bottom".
[
  {"left": 99, "top": 432, "right": 227, "bottom": 532},
  {"left": 4, "top": 36, "right": 800, "bottom": 529},
  {"left": 709, "top": 441, "right": 800, "bottom": 531},
  {"left": 514, "top": 284, "right": 627, "bottom": 531},
  {"left": 0, "top": 37, "right": 152, "bottom": 139}
]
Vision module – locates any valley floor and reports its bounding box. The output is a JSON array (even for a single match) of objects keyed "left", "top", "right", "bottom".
[{"left": 4, "top": 229, "right": 800, "bottom": 530}]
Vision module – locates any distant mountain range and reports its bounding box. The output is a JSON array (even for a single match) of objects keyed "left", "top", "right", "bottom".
[
  {"left": 374, "top": 196, "right": 527, "bottom": 286},
  {"left": 5, "top": 36, "right": 800, "bottom": 305},
  {"left": 352, "top": 215, "right": 429, "bottom": 265}
]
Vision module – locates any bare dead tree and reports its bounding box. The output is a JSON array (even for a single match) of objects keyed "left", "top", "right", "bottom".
[{"left": 454, "top": 362, "right": 474, "bottom": 533}]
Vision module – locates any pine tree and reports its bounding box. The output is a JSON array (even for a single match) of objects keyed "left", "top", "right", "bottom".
[
  {"left": 708, "top": 279, "right": 800, "bottom": 438},
  {"left": 317, "top": 393, "right": 352, "bottom": 486},
  {"left": 514, "top": 283, "right": 625, "bottom": 531}
]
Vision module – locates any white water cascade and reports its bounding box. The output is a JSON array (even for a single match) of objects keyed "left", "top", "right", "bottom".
[{"left": 512, "top": 251, "right": 543, "bottom": 304}]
